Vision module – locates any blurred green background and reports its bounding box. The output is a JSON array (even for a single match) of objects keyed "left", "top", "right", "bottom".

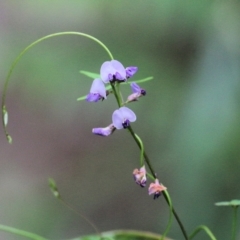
[{"left": 0, "top": 1, "right": 240, "bottom": 239}]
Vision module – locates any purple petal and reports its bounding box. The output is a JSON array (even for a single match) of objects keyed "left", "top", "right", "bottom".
[
  {"left": 92, "top": 124, "right": 115, "bottom": 136},
  {"left": 100, "top": 61, "right": 115, "bottom": 83},
  {"left": 119, "top": 107, "right": 136, "bottom": 122},
  {"left": 131, "top": 82, "right": 141, "bottom": 93},
  {"left": 126, "top": 66, "right": 138, "bottom": 78},
  {"left": 90, "top": 78, "right": 106, "bottom": 99},
  {"left": 112, "top": 109, "right": 124, "bottom": 129},
  {"left": 128, "top": 82, "right": 146, "bottom": 101},
  {"left": 122, "top": 119, "right": 130, "bottom": 129},
  {"left": 111, "top": 60, "right": 126, "bottom": 80},
  {"left": 86, "top": 93, "right": 101, "bottom": 102}
]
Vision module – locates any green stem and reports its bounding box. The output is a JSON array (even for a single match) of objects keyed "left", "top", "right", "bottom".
[
  {"left": 189, "top": 225, "right": 217, "bottom": 240},
  {"left": 110, "top": 82, "right": 121, "bottom": 107},
  {"left": 0, "top": 224, "right": 48, "bottom": 240},
  {"left": 162, "top": 190, "right": 189, "bottom": 240},
  {"left": 231, "top": 207, "right": 238, "bottom": 240},
  {"left": 109, "top": 75, "right": 188, "bottom": 239},
  {"left": 59, "top": 198, "right": 101, "bottom": 238},
  {"left": 128, "top": 126, "right": 156, "bottom": 178},
  {"left": 2, "top": 31, "right": 114, "bottom": 143},
  {"left": 160, "top": 190, "right": 173, "bottom": 240},
  {"left": 127, "top": 126, "right": 188, "bottom": 240},
  {"left": 133, "top": 133, "right": 144, "bottom": 166}
]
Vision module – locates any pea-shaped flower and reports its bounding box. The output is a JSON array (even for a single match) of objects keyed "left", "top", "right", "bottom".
[
  {"left": 112, "top": 106, "right": 136, "bottom": 129},
  {"left": 86, "top": 78, "right": 106, "bottom": 102},
  {"left": 127, "top": 82, "right": 146, "bottom": 102},
  {"left": 133, "top": 165, "right": 147, "bottom": 187},
  {"left": 92, "top": 124, "right": 115, "bottom": 137},
  {"left": 100, "top": 60, "right": 127, "bottom": 83},
  {"left": 148, "top": 179, "right": 167, "bottom": 200}
]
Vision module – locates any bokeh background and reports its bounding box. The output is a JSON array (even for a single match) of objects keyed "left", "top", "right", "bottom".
[{"left": 0, "top": 1, "right": 240, "bottom": 239}]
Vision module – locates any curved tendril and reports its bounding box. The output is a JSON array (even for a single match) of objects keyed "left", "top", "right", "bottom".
[
  {"left": 48, "top": 178, "right": 103, "bottom": 239},
  {"left": 2, "top": 32, "right": 114, "bottom": 143},
  {"left": 189, "top": 225, "right": 217, "bottom": 240},
  {"left": 134, "top": 133, "right": 144, "bottom": 166},
  {"left": 160, "top": 190, "right": 173, "bottom": 240}
]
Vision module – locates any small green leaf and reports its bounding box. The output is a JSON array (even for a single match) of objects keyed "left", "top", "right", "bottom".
[
  {"left": 215, "top": 201, "right": 230, "bottom": 206},
  {"left": 230, "top": 200, "right": 240, "bottom": 206},
  {"left": 79, "top": 71, "right": 100, "bottom": 79},
  {"left": 7, "top": 135, "right": 12, "bottom": 144},
  {"left": 2, "top": 105, "right": 9, "bottom": 126},
  {"left": 215, "top": 200, "right": 240, "bottom": 207},
  {"left": 48, "top": 178, "right": 61, "bottom": 199},
  {"left": 77, "top": 95, "right": 87, "bottom": 101},
  {"left": 3, "top": 111, "right": 8, "bottom": 127},
  {"left": 126, "top": 76, "right": 154, "bottom": 85}
]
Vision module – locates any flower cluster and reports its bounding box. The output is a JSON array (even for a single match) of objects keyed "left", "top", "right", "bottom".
[
  {"left": 133, "top": 166, "right": 167, "bottom": 199},
  {"left": 86, "top": 60, "right": 145, "bottom": 136},
  {"left": 85, "top": 60, "right": 166, "bottom": 200}
]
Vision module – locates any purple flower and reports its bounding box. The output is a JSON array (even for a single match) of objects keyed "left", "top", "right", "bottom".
[
  {"left": 92, "top": 124, "right": 115, "bottom": 136},
  {"left": 126, "top": 66, "right": 138, "bottom": 79},
  {"left": 127, "top": 82, "right": 146, "bottom": 102},
  {"left": 112, "top": 106, "right": 136, "bottom": 129},
  {"left": 86, "top": 79, "right": 106, "bottom": 102},
  {"left": 100, "top": 60, "right": 127, "bottom": 83},
  {"left": 131, "top": 82, "right": 146, "bottom": 95}
]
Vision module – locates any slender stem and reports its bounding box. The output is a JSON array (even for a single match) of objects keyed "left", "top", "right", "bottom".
[
  {"left": 231, "top": 207, "right": 238, "bottom": 240},
  {"left": 110, "top": 80, "right": 189, "bottom": 239},
  {"left": 160, "top": 190, "right": 173, "bottom": 240},
  {"left": 133, "top": 133, "right": 144, "bottom": 166},
  {"left": 48, "top": 178, "right": 102, "bottom": 239},
  {"left": 59, "top": 198, "right": 100, "bottom": 238},
  {"left": 162, "top": 191, "right": 188, "bottom": 240},
  {"left": 110, "top": 82, "right": 121, "bottom": 107},
  {"left": 127, "top": 126, "right": 188, "bottom": 240},
  {"left": 128, "top": 126, "right": 156, "bottom": 178},
  {"left": 0, "top": 224, "right": 47, "bottom": 240},
  {"left": 189, "top": 225, "right": 217, "bottom": 240},
  {"left": 2, "top": 31, "right": 114, "bottom": 143}
]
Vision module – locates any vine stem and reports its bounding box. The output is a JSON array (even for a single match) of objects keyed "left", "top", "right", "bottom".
[
  {"left": 0, "top": 224, "right": 47, "bottom": 240},
  {"left": 2, "top": 31, "right": 114, "bottom": 143},
  {"left": 160, "top": 190, "right": 173, "bottom": 240},
  {"left": 189, "top": 225, "right": 217, "bottom": 240},
  {"left": 128, "top": 126, "right": 189, "bottom": 240},
  {"left": 2, "top": 31, "right": 189, "bottom": 239},
  {"left": 109, "top": 81, "right": 188, "bottom": 239}
]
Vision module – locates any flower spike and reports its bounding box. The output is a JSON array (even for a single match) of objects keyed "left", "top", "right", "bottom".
[
  {"left": 112, "top": 107, "right": 136, "bottom": 129},
  {"left": 86, "top": 78, "right": 106, "bottom": 102},
  {"left": 148, "top": 179, "right": 167, "bottom": 199}
]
